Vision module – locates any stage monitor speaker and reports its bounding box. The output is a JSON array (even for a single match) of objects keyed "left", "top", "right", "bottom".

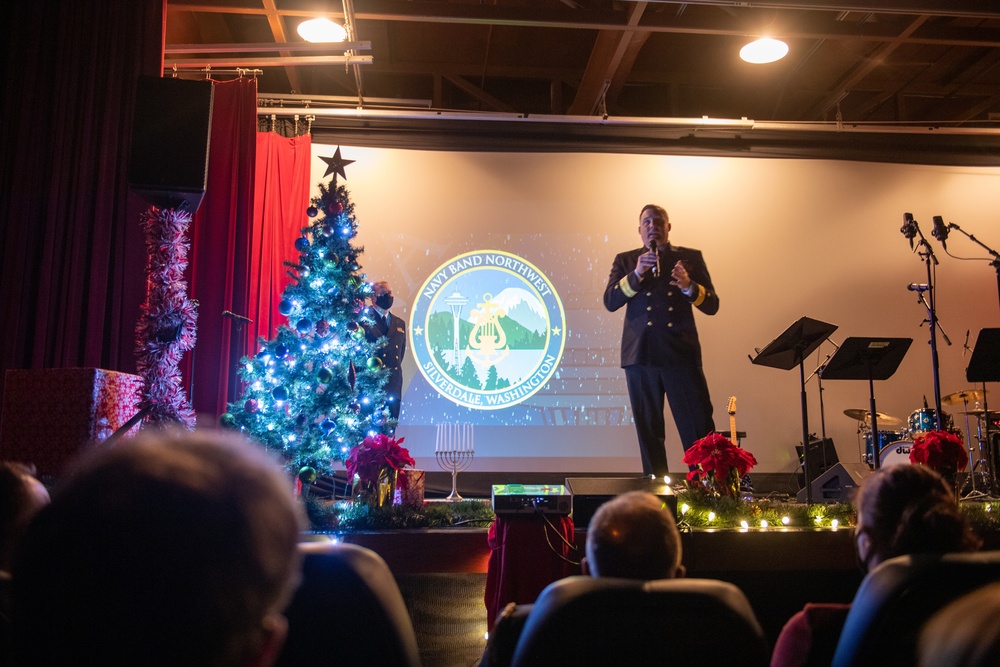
[
  {"left": 797, "top": 462, "right": 870, "bottom": 504},
  {"left": 796, "top": 437, "right": 839, "bottom": 489},
  {"left": 565, "top": 477, "right": 677, "bottom": 528},
  {"left": 128, "top": 76, "right": 214, "bottom": 212}
]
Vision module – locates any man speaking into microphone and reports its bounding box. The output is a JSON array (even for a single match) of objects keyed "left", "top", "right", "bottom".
[{"left": 603, "top": 204, "right": 720, "bottom": 479}]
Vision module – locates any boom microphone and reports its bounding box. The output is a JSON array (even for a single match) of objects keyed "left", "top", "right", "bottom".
[
  {"left": 222, "top": 310, "right": 253, "bottom": 324},
  {"left": 931, "top": 215, "right": 950, "bottom": 250},
  {"left": 649, "top": 239, "right": 660, "bottom": 278}
]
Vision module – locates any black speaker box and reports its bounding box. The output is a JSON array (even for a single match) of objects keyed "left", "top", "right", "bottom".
[
  {"left": 565, "top": 477, "right": 677, "bottom": 527},
  {"left": 796, "top": 437, "right": 839, "bottom": 488},
  {"left": 128, "top": 76, "right": 214, "bottom": 212},
  {"left": 797, "top": 462, "right": 871, "bottom": 504}
]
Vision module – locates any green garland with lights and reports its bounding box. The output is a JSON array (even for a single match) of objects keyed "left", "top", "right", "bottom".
[
  {"left": 305, "top": 497, "right": 496, "bottom": 531},
  {"left": 674, "top": 491, "right": 856, "bottom": 529}
]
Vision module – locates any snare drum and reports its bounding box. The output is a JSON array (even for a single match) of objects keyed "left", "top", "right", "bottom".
[
  {"left": 908, "top": 408, "right": 953, "bottom": 437},
  {"left": 865, "top": 430, "right": 906, "bottom": 466},
  {"left": 879, "top": 440, "right": 913, "bottom": 467}
]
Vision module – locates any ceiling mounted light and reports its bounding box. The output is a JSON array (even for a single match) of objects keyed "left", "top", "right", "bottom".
[
  {"left": 740, "top": 38, "right": 788, "bottom": 64},
  {"left": 297, "top": 18, "right": 347, "bottom": 43}
]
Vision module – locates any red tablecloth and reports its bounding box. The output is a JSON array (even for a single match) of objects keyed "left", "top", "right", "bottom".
[{"left": 484, "top": 513, "right": 578, "bottom": 628}]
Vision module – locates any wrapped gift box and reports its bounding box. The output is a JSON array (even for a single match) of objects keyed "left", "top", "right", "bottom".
[
  {"left": 393, "top": 468, "right": 426, "bottom": 508},
  {"left": 0, "top": 368, "right": 144, "bottom": 477}
]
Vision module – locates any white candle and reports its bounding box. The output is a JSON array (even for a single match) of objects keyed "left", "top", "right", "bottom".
[{"left": 435, "top": 424, "right": 440, "bottom": 453}]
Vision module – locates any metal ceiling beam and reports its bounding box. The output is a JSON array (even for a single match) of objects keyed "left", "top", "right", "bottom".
[
  {"left": 165, "top": 41, "right": 370, "bottom": 54},
  {"left": 169, "top": 3, "right": 1000, "bottom": 43},
  {"left": 164, "top": 55, "right": 373, "bottom": 68},
  {"left": 640, "top": 1, "right": 1000, "bottom": 19}
]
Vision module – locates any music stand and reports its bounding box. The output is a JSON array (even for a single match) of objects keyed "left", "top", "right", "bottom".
[
  {"left": 752, "top": 317, "right": 839, "bottom": 504},
  {"left": 966, "top": 328, "right": 1000, "bottom": 495},
  {"left": 821, "top": 337, "right": 912, "bottom": 470}
]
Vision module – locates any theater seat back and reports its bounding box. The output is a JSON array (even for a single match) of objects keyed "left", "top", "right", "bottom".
[
  {"left": 275, "top": 541, "right": 421, "bottom": 667},
  {"left": 510, "top": 576, "right": 769, "bottom": 667}
]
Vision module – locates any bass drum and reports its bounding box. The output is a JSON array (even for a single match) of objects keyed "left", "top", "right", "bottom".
[
  {"left": 879, "top": 440, "right": 913, "bottom": 467},
  {"left": 864, "top": 430, "right": 907, "bottom": 467}
]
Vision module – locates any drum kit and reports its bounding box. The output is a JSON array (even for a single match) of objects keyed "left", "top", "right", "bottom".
[{"left": 847, "top": 388, "right": 999, "bottom": 496}]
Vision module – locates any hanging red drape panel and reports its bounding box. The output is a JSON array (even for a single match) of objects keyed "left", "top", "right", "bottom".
[
  {"left": 183, "top": 78, "right": 258, "bottom": 420},
  {"left": 248, "top": 132, "right": 313, "bottom": 356}
]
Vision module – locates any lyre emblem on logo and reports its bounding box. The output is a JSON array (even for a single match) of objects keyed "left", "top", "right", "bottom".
[{"left": 467, "top": 293, "right": 510, "bottom": 365}]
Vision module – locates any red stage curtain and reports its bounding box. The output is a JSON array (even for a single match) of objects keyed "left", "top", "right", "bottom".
[
  {"left": 0, "top": 0, "right": 164, "bottom": 411},
  {"left": 184, "top": 78, "right": 258, "bottom": 420},
  {"left": 248, "top": 132, "right": 312, "bottom": 355}
]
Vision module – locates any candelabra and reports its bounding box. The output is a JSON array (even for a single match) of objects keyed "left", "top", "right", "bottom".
[{"left": 435, "top": 422, "right": 474, "bottom": 501}]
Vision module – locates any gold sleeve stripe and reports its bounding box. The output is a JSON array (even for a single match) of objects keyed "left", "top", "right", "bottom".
[
  {"left": 691, "top": 284, "right": 707, "bottom": 307},
  {"left": 619, "top": 275, "right": 637, "bottom": 298}
]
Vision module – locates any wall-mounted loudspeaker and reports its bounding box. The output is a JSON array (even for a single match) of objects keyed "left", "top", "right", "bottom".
[{"left": 128, "top": 76, "right": 214, "bottom": 212}]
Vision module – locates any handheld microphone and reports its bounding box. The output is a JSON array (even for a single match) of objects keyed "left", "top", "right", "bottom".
[
  {"left": 901, "top": 212, "right": 917, "bottom": 250},
  {"left": 907, "top": 283, "right": 930, "bottom": 292},
  {"left": 931, "top": 215, "right": 950, "bottom": 249},
  {"left": 649, "top": 239, "right": 660, "bottom": 278}
]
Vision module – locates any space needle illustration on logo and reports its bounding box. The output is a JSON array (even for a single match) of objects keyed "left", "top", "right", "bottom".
[{"left": 410, "top": 250, "right": 566, "bottom": 410}]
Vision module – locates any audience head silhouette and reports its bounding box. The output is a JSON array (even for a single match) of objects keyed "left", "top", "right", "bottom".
[
  {"left": 584, "top": 490, "right": 684, "bottom": 579},
  {"left": 854, "top": 464, "right": 979, "bottom": 573},
  {"left": 918, "top": 581, "right": 1000, "bottom": 667},
  {"left": 0, "top": 462, "right": 49, "bottom": 572},
  {"left": 11, "top": 429, "right": 306, "bottom": 667}
]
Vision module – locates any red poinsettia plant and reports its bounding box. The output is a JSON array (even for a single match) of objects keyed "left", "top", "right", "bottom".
[
  {"left": 909, "top": 430, "right": 967, "bottom": 476},
  {"left": 683, "top": 432, "right": 758, "bottom": 497},
  {"left": 345, "top": 434, "right": 414, "bottom": 487}
]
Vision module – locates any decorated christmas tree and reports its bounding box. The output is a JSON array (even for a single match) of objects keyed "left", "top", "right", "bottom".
[{"left": 221, "top": 150, "right": 393, "bottom": 478}]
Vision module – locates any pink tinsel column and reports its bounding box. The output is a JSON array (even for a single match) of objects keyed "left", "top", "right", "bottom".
[{"left": 134, "top": 207, "right": 198, "bottom": 429}]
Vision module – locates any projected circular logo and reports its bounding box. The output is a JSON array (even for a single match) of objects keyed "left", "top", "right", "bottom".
[{"left": 410, "top": 250, "right": 566, "bottom": 410}]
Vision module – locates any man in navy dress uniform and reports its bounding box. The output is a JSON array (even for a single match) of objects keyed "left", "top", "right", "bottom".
[{"left": 603, "top": 204, "right": 719, "bottom": 478}]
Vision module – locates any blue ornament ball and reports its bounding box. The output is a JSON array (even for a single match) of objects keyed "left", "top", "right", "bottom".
[
  {"left": 278, "top": 300, "right": 294, "bottom": 316},
  {"left": 274, "top": 343, "right": 289, "bottom": 359},
  {"left": 319, "top": 418, "right": 336, "bottom": 434},
  {"left": 296, "top": 318, "right": 313, "bottom": 334},
  {"left": 294, "top": 236, "right": 310, "bottom": 252},
  {"left": 271, "top": 386, "right": 289, "bottom": 402},
  {"left": 306, "top": 205, "right": 318, "bottom": 218}
]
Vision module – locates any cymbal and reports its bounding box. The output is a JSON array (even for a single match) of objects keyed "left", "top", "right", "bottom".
[
  {"left": 942, "top": 389, "right": 987, "bottom": 406},
  {"left": 843, "top": 408, "right": 903, "bottom": 426},
  {"left": 961, "top": 408, "right": 999, "bottom": 416}
]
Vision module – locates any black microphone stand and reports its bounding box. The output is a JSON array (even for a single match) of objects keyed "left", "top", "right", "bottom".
[
  {"left": 804, "top": 342, "right": 836, "bottom": 471},
  {"left": 945, "top": 221, "right": 1000, "bottom": 311},
  {"left": 222, "top": 310, "right": 253, "bottom": 404},
  {"left": 905, "top": 216, "right": 945, "bottom": 430}
]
